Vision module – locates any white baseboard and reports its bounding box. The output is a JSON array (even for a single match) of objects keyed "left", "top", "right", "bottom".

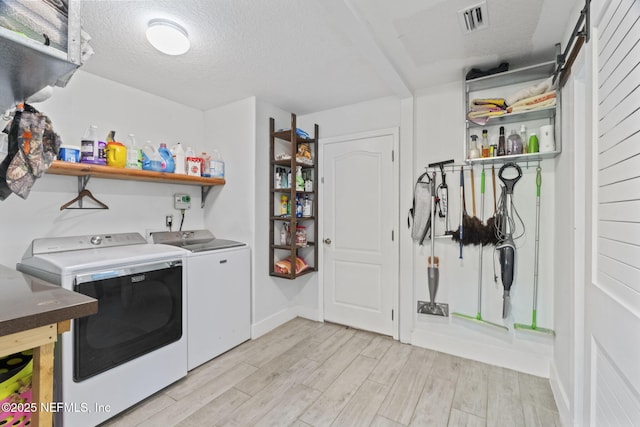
[
  {"left": 251, "top": 307, "right": 298, "bottom": 338},
  {"left": 251, "top": 305, "right": 321, "bottom": 339},
  {"left": 550, "top": 361, "right": 572, "bottom": 427},
  {"left": 411, "top": 328, "right": 552, "bottom": 377}
]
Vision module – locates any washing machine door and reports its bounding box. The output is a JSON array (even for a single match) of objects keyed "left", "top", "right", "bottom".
[{"left": 73, "top": 260, "right": 182, "bottom": 381}]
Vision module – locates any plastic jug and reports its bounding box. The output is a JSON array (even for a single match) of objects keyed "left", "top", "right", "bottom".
[
  {"left": 210, "top": 150, "right": 225, "bottom": 179},
  {"left": 158, "top": 143, "right": 175, "bottom": 173},
  {"left": 80, "top": 125, "right": 106, "bottom": 165},
  {"left": 171, "top": 143, "right": 186, "bottom": 174},
  {"left": 126, "top": 134, "right": 142, "bottom": 169},
  {"left": 141, "top": 142, "right": 163, "bottom": 172},
  {"left": 105, "top": 141, "right": 127, "bottom": 168}
]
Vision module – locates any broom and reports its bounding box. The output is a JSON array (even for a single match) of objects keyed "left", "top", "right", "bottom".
[{"left": 452, "top": 167, "right": 485, "bottom": 246}]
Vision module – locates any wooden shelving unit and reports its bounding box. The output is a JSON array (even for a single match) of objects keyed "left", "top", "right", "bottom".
[{"left": 269, "top": 114, "right": 319, "bottom": 279}]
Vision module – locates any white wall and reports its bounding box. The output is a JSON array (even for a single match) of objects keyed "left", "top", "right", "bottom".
[
  {"left": 411, "top": 82, "right": 556, "bottom": 377},
  {"left": 202, "top": 97, "right": 256, "bottom": 246},
  {"left": 0, "top": 71, "right": 206, "bottom": 268}
]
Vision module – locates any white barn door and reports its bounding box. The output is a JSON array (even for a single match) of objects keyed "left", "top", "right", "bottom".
[{"left": 586, "top": 0, "right": 640, "bottom": 424}]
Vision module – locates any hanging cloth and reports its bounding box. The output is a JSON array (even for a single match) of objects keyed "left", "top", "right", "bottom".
[{"left": 0, "top": 104, "right": 61, "bottom": 200}]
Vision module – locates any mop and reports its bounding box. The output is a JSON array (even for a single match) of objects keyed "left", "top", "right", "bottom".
[
  {"left": 495, "top": 163, "right": 522, "bottom": 319},
  {"left": 514, "top": 166, "right": 555, "bottom": 335},
  {"left": 453, "top": 167, "right": 508, "bottom": 331},
  {"left": 417, "top": 170, "right": 449, "bottom": 317}
]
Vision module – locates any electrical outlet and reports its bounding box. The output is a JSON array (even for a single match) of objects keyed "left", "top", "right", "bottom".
[
  {"left": 174, "top": 193, "right": 191, "bottom": 210},
  {"left": 165, "top": 215, "right": 173, "bottom": 228}
]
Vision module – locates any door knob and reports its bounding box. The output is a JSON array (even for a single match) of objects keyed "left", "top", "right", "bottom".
[{"left": 324, "top": 238, "right": 332, "bottom": 244}]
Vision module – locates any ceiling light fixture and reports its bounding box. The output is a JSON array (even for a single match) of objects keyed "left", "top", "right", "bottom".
[{"left": 146, "top": 19, "right": 190, "bottom": 55}]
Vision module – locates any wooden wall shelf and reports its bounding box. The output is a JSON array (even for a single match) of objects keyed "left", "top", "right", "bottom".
[{"left": 47, "top": 161, "right": 225, "bottom": 207}]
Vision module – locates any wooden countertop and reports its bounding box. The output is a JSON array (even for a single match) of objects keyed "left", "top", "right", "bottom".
[{"left": 0, "top": 264, "right": 97, "bottom": 337}]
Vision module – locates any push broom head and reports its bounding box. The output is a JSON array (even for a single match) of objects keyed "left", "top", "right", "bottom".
[{"left": 514, "top": 311, "right": 555, "bottom": 336}]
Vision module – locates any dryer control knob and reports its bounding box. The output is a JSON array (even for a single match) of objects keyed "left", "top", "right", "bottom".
[{"left": 90, "top": 235, "right": 103, "bottom": 246}]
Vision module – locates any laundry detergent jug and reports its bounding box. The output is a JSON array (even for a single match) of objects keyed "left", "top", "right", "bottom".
[{"left": 141, "top": 143, "right": 163, "bottom": 172}]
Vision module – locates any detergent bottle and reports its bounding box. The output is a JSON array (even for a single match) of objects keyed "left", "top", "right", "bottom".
[
  {"left": 141, "top": 142, "right": 163, "bottom": 171},
  {"left": 210, "top": 150, "right": 225, "bottom": 179},
  {"left": 126, "top": 134, "right": 142, "bottom": 169},
  {"left": 171, "top": 143, "right": 186, "bottom": 174},
  {"left": 158, "top": 143, "right": 175, "bottom": 173}
]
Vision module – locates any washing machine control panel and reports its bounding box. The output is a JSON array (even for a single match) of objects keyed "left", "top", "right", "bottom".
[{"left": 31, "top": 232, "right": 148, "bottom": 254}]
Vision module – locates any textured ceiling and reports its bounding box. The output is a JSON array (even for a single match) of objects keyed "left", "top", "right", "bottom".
[{"left": 79, "top": 0, "right": 577, "bottom": 114}]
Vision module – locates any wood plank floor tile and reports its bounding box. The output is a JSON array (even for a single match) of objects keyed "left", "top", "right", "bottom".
[
  {"left": 300, "top": 355, "right": 378, "bottom": 426},
  {"left": 451, "top": 359, "right": 489, "bottom": 419},
  {"left": 431, "top": 352, "right": 465, "bottom": 383},
  {"left": 361, "top": 335, "right": 393, "bottom": 360},
  {"left": 306, "top": 326, "right": 357, "bottom": 363},
  {"left": 487, "top": 366, "right": 525, "bottom": 427},
  {"left": 218, "top": 358, "right": 319, "bottom": 427},
  {"left": 137, "top": 362, "right": 257, "bottom": 427},
  {"left": 253, "top": 383, "right": 321, "bottom": 427},
  {"left": 330, "top": 379, "right": 389, "bottom": 427},
  {"left": 234, "top": 336, "right": 315, "bottom": 396},
  {"left": 369, "top": 415, "right": 407, "bottom": 427},
  {"left": 409, "top": 376, "right": 456, "bottom": 427},
  {"left": 303, "top": 332, "right": 374, "bottom": 392},
  {"left": 377, "top": 346, "right": 436, "bottom": 425},
  {"left": 447, "top": 408, "right": 486, "bottom": 427},
  {"left": 522, "top": 403, "right": 562, "bottom": 427},
  {"left": 101, "top": 318, "right": 560, "bottom": 427},
  {"left": 518, "top": 372, "right": 558, "bottom": 412},
  {"left": 367, "top": 341, "right": 412, "bottom": 386},
  {"left": 242, "top": 319, "right": 317, "bottom": 368},
  {"left": 177, "top": 388, "right": 250, "bottom": 427},
  {"left": 101, "top": 392, "right": 176, "bottom": 427}
]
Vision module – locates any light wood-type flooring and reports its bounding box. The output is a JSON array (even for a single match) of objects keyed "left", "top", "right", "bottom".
[{"left": 102, "top": 317, "right": 560, "bottom": 427}]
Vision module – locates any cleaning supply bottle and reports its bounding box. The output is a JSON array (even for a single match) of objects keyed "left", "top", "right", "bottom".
[
  {"left": 528, "top": 132, "right": 539, "bottom": 153},
  {"left": 507, "top": 129, "right": 523, "bottom": 155},
  {"left": 481, "top": 129, "right": 489, "bottom": 157},
  {"left": 280, "top": 195, "right": 288, "bottom": 215},
  {"left": 468, "top": 135, "right": 480, "bottom": 159},
  {"left": 210, "top": 150, "right": 225, "bottom": 179},
  {"left": 171, "top": 142, "right": 186, "bottom": 174},
  {"left": 158, "top": 143, "right": 175, "bottom": 173},
  {"left": 80, "top": 125, "right": 105, "bottom": 164},
  {"left": 303, "top": 194, "right": 312, "bottom": 216},
  {"left": 497, "top": 126, "right": 506, "bottom": 156},
  {"left": 142, "top": 141, "right": 163, "bottom": 171},
  {"left": 295, "top": 166, "right": 304, "bottom": 190},
  {"left": 519, "top": 125, "right": 528, "bottom": 153},
  {"left": 126, "top": 134, "right": 142, "bottom": 169}
]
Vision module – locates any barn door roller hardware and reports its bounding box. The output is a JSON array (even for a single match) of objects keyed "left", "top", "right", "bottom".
[{"left": 554, "top": 0, "right": 591, "bottom": 88}]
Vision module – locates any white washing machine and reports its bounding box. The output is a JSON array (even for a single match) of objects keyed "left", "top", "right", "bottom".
[
  {"left": 17, "top": 232, "right": 187, "bottom": 427},
  {"left": 152, "top": 230, "right": 250, "bottom": 370}
]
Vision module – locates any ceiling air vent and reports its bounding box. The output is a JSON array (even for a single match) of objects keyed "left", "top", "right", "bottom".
[{"left": 458, "top": 1, "right": 489, "bottom": 33}]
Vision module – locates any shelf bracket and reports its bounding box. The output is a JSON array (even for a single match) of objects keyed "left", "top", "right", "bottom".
[
  {"left": 201, "top": 186, "right": 212, "bottom": 208},
  {"left": 77, "top": 175, "right": 91, "bottom": 208}
]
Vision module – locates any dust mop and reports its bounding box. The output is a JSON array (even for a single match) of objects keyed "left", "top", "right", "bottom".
[
  {"left": 453, "top": 167, "right": 508, "bottom": 331},
  {"left": 514, "top": 167, "right": 555, "bottom": 335},
  {"left": 417, "top": 170, "right": 449, "bottom": 317}
]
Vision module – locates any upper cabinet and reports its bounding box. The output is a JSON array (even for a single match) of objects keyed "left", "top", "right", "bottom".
[
  {"left": 464, "top": 61, "right": 561, "bottom": 164},
  {"left": 0, "top": 0, "right": 82, "bottom": 113}
]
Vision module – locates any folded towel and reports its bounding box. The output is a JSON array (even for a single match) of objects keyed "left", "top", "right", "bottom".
[
  {"left": 506, "top": 76, "right": 554, "bottom": 106},
  {"left": 470, "top": 98, "right": 507, "bottom": 109},
  {"left": 507, "top": 91, "right": 556, "bottom": 113}
]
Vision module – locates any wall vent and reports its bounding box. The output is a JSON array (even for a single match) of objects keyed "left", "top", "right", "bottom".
[{"left": 458, "top": 1, "right": 489, "bottom": 33}]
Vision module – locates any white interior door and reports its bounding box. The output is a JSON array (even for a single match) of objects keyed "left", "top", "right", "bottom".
[
  {"left": 585, "top": 0, "right": 640, "bottom": 424},
  {"left": 322, "top": 130, "right": 397, "bottom": 336}
]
